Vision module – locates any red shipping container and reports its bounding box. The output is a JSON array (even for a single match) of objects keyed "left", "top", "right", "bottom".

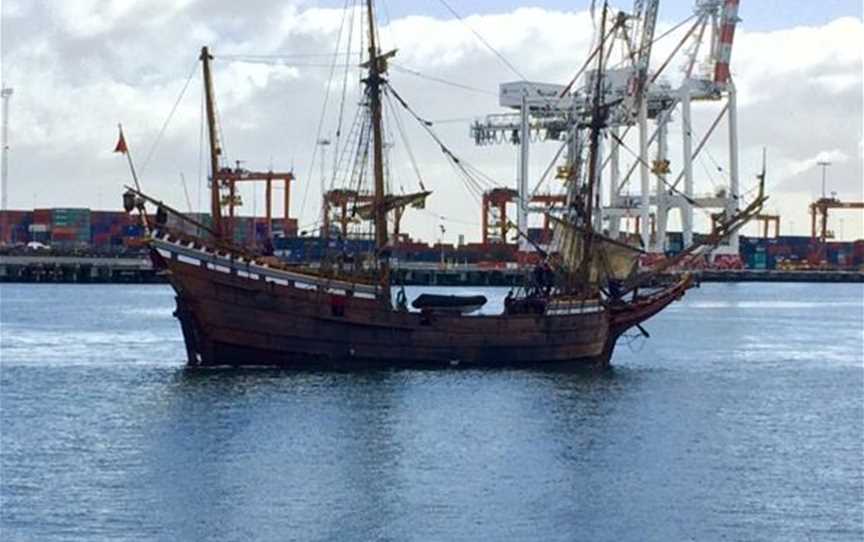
[
  {"left": 0, "top": 210, "right": 30, "bottom": 223},
  {"left": 51, "top": 226, "right": 78, "bottom": 234},
  {"left": 34, "top": 209, "right": 52, "bottom": 224}
]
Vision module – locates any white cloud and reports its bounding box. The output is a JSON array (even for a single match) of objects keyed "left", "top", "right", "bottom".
[
  {"left": 51, "top": 0, "right": 200, "bottom": 37},
  {"left": 786, "top": 150, "right": 850, "bottom": 177}
]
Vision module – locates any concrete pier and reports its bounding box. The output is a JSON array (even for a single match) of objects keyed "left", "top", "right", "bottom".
[{"left": 0, "top": 255, "right": 161, "bottom": 283}]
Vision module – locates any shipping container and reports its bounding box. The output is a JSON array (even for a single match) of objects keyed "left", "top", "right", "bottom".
[
  {"left": 34, "top": 209, "right": 52, "bottom": 224},
  {"left": 750, "top": 250, "right": 767, "bottom": 270},
  {"left": 51, "top": 226, "right": 78, "bottom": 235},
  {"left": 52, "top": 208, "right": 90, "bottom": 220},
  {"left": 92, "top": 233, "right": 112, "bottom": 246},
  {"left": 51, "top": 231, "right": 76, "bottom": 241}
]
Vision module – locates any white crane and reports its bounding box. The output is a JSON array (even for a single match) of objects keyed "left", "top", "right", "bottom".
[{"left": 471, "top": 0, "right": 744, "bottom": 261}]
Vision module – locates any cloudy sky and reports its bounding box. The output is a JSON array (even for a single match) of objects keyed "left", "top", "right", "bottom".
[{"left": 1, "top": 0, "right": 862, "bottom": 242}]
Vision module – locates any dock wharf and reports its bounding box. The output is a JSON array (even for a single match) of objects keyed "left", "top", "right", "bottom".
[
  {"left": 0, "top": 255, "right": 160, "bottom": 283},
  {"left": 1, "top": 256, "right": 861, "bottom": 285}
]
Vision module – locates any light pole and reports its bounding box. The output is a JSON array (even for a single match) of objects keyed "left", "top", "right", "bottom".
[
  {"left": 317, "top": 138, "right": 330, "bottom": 237},
  {"left": 317, "top": 138, "right": 331, "bottom": 197},
  {"left": 817, "top": 161, "right": 831, "bottom": 199},
  {"left": 438, "top": 218, "right": 446, "bottom": 266},
  {"left": 1, "top": 87, "right": 13, "bottom": 213}
]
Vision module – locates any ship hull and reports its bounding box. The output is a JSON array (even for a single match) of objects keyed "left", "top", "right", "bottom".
[
  {"left": 169, "top": 260, "right": 613, "bottom": 369},
  {"left": 151, "top": 234, "right": 689, "bottom": 369}
]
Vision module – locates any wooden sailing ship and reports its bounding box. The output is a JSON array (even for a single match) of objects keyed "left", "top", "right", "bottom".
[{"left": 122, "top": 0, "right": 766, "bottom": 369}]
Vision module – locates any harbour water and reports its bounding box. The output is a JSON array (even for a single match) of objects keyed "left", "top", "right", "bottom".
[{"left": 1, "top": 283, "right": 862, "bottom": 540}]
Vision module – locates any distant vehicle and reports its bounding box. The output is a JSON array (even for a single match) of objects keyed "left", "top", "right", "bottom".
[{"left": 26, "top": 241, "right": 50, "bottom": 251}]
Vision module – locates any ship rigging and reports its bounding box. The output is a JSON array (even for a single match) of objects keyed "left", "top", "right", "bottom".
[{"left": 119, "top": 0, "right": 765, "bottom": 369}]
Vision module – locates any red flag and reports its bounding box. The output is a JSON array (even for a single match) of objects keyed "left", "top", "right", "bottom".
[{"left": 114, "top": 127, "right": 128, "bottom": 154}]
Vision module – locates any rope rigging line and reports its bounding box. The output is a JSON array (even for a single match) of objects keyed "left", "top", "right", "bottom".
[
  {"left": 389, "top": 64, "right": 497, "bottom": 97},
  {"left": 213, "top": 90, "right": 228, "bottom": 168},
  {"left": 698, "top": 156, "right": 721, "bottom": 192},
  {"left": 608, "top": 129, "right": 710, "bottom": 215},
  {"left": 389, "top": 84, "right": 481, "bottom": 197},
  {"left": 531, "top": 139, "right": 568, "bottom": 197},
  {"left": 392, "top": 92, "right": 490, "bottom": 196},
  {"left": 382, "top": 90, "right": 396, "bottom": 195},
  {"left": 686, "top": 118, "right": 729, "bottom": 190},
  {"left": 332, "top": 0, "right": 358, "bottom": 197},
  {"left": 330, "top": 106, "right": 366, "bottom": 194},
  {"left": 433, "top": 0, "right": 527, "bottom": 81},
  {"left": 298, "top": 0, "right": 353, "bottom": 222},
  {"left": 559, "top": 15, "right": 618, "bottom": 98},
  {"left": 425, "top": 117, "right": 475, "bottom": 124},
  {"left": 219, "top": 52, "right": 359, "bottom": 59},
  {"left": 557, "top": 13, "right": 701, "bottom": 197},
  {"left": 702, "top": 147, "right": 732, "bottom": 201},
  {"left": 386, "top": 83, "right": 505, "bottom": 211},
  {"left": 197, "top": 87, "right": 205, "bottom": 213},
  {"left": 383, "top": 90, "right": 426, "bottom": 191},
  {"left": 421, "top": 208, "right": 481, "bottom": 227},
  {"left": 217, "top": 60, "right": 357, "bottom": 68},
  {"left": 606, "top": 13, "right": 699, "bottom": 74},
  {"left": 140, "top": 58, "right": 200, "bottom": 175},
  {"left": 559, "top": 11, "right": 695, "bottom": 108},
  {"left": 348, "top": 111, "right": 373, "bottom": 200}
]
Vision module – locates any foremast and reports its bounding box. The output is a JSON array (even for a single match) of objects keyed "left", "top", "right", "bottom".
[
  {"left": 200, "top": 46, "right": 223, "bottom": 239},
  {"left": 555, "top": 2, "right": 611, "bottom": 296},
  {"left": 577, "top": 2, "right": 609, "bottom": 292},
  {"left": 364, "top": 0, "right": 391, "bottom": 304}
]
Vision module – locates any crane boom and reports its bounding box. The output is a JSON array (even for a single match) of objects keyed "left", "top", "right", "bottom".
[
  {"left": 620, "top": 0, "right": 660, "bottom": 133},
  {"left": 633, "top": 0, "right": 660, "bottom": 98},
  {"left": 713, "top": 0, "right": 740, "bottom": 86}
]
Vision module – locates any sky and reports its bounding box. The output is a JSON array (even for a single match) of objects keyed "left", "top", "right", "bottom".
[
  {"left": 1, "top": 0, "right": 862, "bottom": 243},
  {"left": 349, "top": 0, "right": 861, "bottom": 31}
]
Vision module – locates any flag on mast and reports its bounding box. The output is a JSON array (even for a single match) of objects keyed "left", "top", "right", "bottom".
[
  {"left": 114, "top": 123, "right": 141, "bottom": 191},
  {"left": 114, "top": 126, "right": 128, "bottom": 154}
]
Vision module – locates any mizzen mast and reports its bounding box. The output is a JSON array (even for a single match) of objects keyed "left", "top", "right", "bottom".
[{"left": 201, "top": 46, "right": 223, "bottom": 239}]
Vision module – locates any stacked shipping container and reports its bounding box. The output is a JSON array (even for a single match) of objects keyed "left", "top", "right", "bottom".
[
  {"left": 1, "top": 208, "right": 862, "bottom": 269},
  {"left": 51, "top": 208, "right": 91, "bottom": 246}
]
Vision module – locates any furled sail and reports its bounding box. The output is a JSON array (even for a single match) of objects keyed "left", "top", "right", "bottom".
[
  {"left": 548, "top": 215, "right": 643, "bottom": 285},
  {"left": 353, "top": 190, "right": 432, "bottom": 221}
]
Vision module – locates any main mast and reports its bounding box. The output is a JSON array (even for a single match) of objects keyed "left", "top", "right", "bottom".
[
  {"left": 201, "top": 46, "right": 223, "bottom": 239},
  {"left": 364, "top": 0, "right": 391, "bottom": 301}
]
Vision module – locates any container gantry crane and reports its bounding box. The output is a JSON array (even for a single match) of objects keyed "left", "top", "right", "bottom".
[
  {"left": 809, "top": 197, "right": 864, "bottom": 262},
  {"left": 470, "top": 0, "right": 745, "bottom": 259}
]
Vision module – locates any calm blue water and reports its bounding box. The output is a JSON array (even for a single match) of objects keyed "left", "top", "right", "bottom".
[{"left": 1, "top": 283, "right": 862, "bottom": 541}]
